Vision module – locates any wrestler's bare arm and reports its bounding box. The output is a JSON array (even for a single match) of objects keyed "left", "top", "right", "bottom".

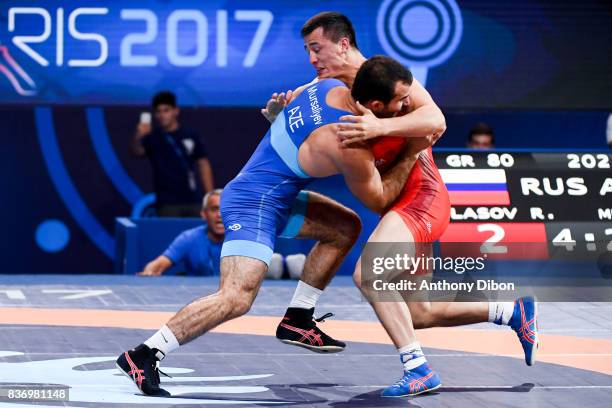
[
  {"left": 337, "top": 79, "right": 446, "bottom": 144},
  {"left": 381, "top": 79, "right": 446, "bottom": 138},
  {"left": 323, "top": 136, "right": 418, "bottom": 213}
]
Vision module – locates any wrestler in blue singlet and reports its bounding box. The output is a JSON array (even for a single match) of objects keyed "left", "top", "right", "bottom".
[{"left": 220, "top": 78, "right": 349, "bottom": 265}]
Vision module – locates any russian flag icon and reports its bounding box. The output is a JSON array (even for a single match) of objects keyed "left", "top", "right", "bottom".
[{"left": 440, "top": 169, "right": 510, "bottom": 206}]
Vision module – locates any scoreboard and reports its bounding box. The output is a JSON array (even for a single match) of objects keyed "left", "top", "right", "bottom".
[
  {"left": 359, "top": 151, "right": 612, "bottom": 302},
  {"left": 434, "top": 151, "right": 612, "bottom": 261}
]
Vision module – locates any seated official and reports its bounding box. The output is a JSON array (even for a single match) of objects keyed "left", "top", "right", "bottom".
[
  {"left": 137, "top": 188, "right": 299, "bottom": 278},
  {"left": 138, "top": 189, "right": 224, "bottom": 277}
]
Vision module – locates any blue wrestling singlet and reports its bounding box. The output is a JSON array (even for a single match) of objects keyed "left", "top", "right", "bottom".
[{"left": 220, "top": 79, "right": 349, "bottom": 265}]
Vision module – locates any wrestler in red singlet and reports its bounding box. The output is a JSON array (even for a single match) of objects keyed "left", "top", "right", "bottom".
[{"left": 371, "top": 137, "right": 450, "bottom": 243}]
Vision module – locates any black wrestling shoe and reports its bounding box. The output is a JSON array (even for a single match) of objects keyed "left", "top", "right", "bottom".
[
  {"left": 116, "top": 344, "right": 171, "bottom": 397},
  {"left": 276, "top": 307, "right": 346, "bottom": 353}
]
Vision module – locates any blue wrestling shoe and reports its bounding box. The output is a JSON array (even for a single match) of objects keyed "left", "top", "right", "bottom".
[
  {"left": 509, "top": 296, "right": 538, "bottom": 366},
  {"left": 381, "top": 360, "right": 441, "bottom": 397}
]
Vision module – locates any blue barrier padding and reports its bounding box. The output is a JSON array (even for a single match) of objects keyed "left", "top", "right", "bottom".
[
  {"left": 114, "top": 218, "right": 139, "bottom": 274},
  {"left": 115, "top": 217, "right": 203, "bottom": 274},
  {"left": 114, "top": 216, "right": 320, "bottom": 275}
]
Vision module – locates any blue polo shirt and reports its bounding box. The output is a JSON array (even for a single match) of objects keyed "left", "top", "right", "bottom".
[{"left": 162, "top": 226, "right": 222, "bottom": 276}]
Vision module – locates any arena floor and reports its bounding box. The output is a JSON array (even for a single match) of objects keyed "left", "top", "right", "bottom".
[{"left": 0, "top": 275, "right": 611, "bottom": 407}]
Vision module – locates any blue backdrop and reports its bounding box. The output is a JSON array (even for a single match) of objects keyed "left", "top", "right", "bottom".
[{"left": 1, "top": 0, "right": 611, "bottom": 108}]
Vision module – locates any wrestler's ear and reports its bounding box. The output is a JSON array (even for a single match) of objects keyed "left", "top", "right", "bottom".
[
  {"left": 339, "top": 37, "right": 350, "bottom": 53},
  {"left": 365, "top": 100, "right": 384, "bottom": 113}
]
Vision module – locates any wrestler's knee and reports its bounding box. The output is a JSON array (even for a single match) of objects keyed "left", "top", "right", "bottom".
[
  {"left": 408, "top": 302, "right": 434, "bottom": 329},
  {"left": 230, "top": 294, "right": 254, "bottom": 318},
  {"left": 335, "top": 208, "right": 362, "bottom": 248},
  {"left": 222, "top": 287, "right": 256, "bottom": 318}
]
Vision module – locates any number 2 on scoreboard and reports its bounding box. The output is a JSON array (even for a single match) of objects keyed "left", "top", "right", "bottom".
[{"left": 477, "top": 224, "right": 508, "bottom": 254}]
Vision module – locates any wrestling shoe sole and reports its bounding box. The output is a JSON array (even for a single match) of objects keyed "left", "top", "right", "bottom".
[
  {"left": 528, "top": 300, "right": 539, "bottom": 366},
  {"left": 116, "top": 361, "right": 145, "bottom": 395},
  {"left": 278, "top": 339, "right": 344, "bottom": 353},
  {"left": 381, "top": 382, "right": 442, "bottom": 398},
  {"left": 115, "top": 362, "right": 170, "bottom": 397}
]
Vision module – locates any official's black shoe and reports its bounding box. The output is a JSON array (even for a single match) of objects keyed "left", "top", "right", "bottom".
[
  {"left": 276, "top": 307, "right": 346, "bottom": 353},
  {"left": 116, "top": 344, "right": 171, "bottom": 397}
]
